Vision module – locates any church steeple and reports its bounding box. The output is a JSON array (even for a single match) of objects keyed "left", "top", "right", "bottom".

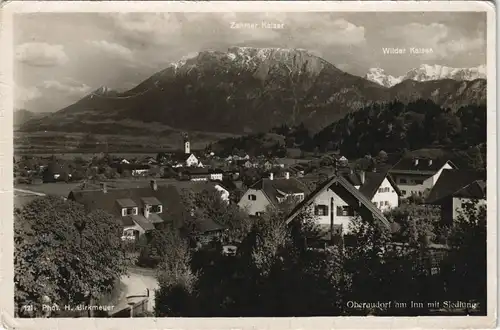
[{"left": 183, "top": 132, "right": 190, "bottom": 154}]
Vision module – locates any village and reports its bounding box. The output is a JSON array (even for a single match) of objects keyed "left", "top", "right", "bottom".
[{"left": 13, "top": 128, "right": 488, "bottom": 318}]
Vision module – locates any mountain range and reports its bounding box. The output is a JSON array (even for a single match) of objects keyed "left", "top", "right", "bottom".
[
  {"left": 365, "top": 64, "right": 486, "bottom": 88},
  {"left": 18, "top": 47, "right": 487, "bottom": 135}
]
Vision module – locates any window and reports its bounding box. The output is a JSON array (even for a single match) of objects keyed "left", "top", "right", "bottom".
[
  {"left": 337, "top": 206, "right": 354, "bottom": 216},
  {"left": 122, "top": 207, "right": 138, "bottom": 216},
  {"left": 314, "top": 205, "right": 329, "bottom": 216},
  {"left": 399, "top": 178, "right": 407, "bottom": 184},
  {"left": 415, "top": 180, "right": 423, "bottom": 184},
  {"left": 374, "top": 202, "right": 378, "bottom": 207},
  {"left": 378, "top": 188, "right": 383, "bottom": 193},
  {"left": 384, "top": 201, "right": 389, "bottom": 206},
  {"left": 150, "top": 205, "right": 162, "bottom": 213},
  {"left": 248, "top": 194, "right": 257, "bottom": 201}
]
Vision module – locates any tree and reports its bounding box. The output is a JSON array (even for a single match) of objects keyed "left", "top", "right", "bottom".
[
  {"left": 14, "top": 196, "right": 128, "bottom": 317},
  {"left": 442, "top": 200, "right": 487, "bottom": 314},
  {"left": 154, "top": 230, "right": 198, "bottom": 317},
  {"left": 385, "top": 203, "right": 440, "bottom": 245}
]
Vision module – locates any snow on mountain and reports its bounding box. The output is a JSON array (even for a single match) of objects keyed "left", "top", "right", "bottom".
[
  {"left": 366, "top": 64, "right": 487, "bottom": 87},
  {"left": 364, "top": 68, "right": 401, "bottom": 88}
]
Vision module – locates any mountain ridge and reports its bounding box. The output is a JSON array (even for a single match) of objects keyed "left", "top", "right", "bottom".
[
  {"left": 365, "top": 64, "right": 487, "bottom": 87},
  {"left": 19, "top": 47, "right": 486, "bottom": 135}
]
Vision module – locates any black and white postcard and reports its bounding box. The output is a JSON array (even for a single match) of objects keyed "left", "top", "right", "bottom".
[{"left": 0, "top": 1, "right": 496, "bottom": 329}]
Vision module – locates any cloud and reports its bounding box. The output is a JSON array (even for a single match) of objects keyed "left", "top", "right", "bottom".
[
  {"left": 87, "top": 40, "right": 135, "bottom": 62},
  {"left": 383, "top": 23, "right": 485, "bottom": 59},
  {"left": 42, "top": 79, "right": 92, "bottom": 96},
  {"left": 16, "top": 86, "right": 42, "bottom": 107},
  {"left": 15, "top": 42, "right": 68, "bottom": 67},
  {"left": 322, "top": 19, "right": 366, "bottom": 46}
]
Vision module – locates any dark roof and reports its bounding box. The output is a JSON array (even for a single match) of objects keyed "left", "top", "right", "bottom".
[
  {"left": 116, "top": 198, "right": 137, "bottom": 208},
  {"left": 194, "top": 218, "right": 226, "bottom": 233},
  {"left": 68, "top": 185, "right": 178, "bottom": 229},
  {"left": 171, "top": 152, "right": 195, "bottom": 162},
  {"left": 358, "top": 171, "right": 401, "bottom": 199},
  {"left": 390, "top": 157, "right": 457, "bottom": 175},
  {"left": 130, "top": 215, "right": 156, "bottom": 231},
  {"left": 183, "top": 167, "right": 209, "bottom": 175},
  {"left": 425, "top": 169, "right": 486, "bottom": 204},
  {"left": 250, "top": 177, "right": 310, "bottom": 207},
  {"left": 68, "top": 182, "right": 228, "bottom": 233},
  {"left": 452, "top": 180, "right": 486, "bottom": 199},
  {"left": 121, "top": 216, "right": 136, "bottom": 227},
  {"left": 141, "top": 196, "right": 162, "bottom": 205},
  {"left": 286, "top": 175, "right": 391, "bottom": 230}
]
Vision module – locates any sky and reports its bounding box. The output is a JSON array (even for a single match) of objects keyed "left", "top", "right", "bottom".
[{"left": 14, "top": 11, "right": 487, "bottom": 113}]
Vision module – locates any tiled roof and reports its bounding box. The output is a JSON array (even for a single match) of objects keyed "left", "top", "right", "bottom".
[
  {"left": 390, "top": 157, "right": 457, "bottom": 174},
  {"left": 250, "top": 177, "right": 310, "bottom": 207},
  {"left": 425, "top": 169, "right": 486, "bottom": 204},
  {"left": 286, "top": 175, "right": 391, "bottom": 230}
]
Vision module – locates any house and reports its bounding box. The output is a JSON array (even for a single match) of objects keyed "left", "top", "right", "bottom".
[
  {"left": 209, "top": 169, "right": 224, "bottom": 181},
  {"left": 389, "top": 157, "right": 457, "bottom": 198},
  {"left": 238, "top": 172, "right": 310, "bottom": 216},
  {"left": 235, "top": 159, "right": 255, "bottom": 169},
  {"left": 425, "top": 169, "right": 486, "bottom": 225},
  {"left": 42, "top": 162, "right": 71, "bottom": 183},
  {"left": 343, "top": 169, "right": 402, "bottom": 212},
  {"left": 168, "top": 180, "right": 230, "bottom": 204},
  {"left": 179, "top": 167, "right": 210, "bottom": 182},
  {"left": 171, "top": 153, "right": 201, "bottom": 168},
  {"left": 113, "top": 163, "right": 151, "bottom": 176},
  {"left": 171, "top": 134, "right": 202, "bottom": 168},
  {"left": 68, "top": 180, "right": 229, "bottom": 241},
  {"left": 262, "top": 159, "right": 285, "bottom": 171},
  {"left": 285, "top": 175, "right": 393, "bottom": 240}
]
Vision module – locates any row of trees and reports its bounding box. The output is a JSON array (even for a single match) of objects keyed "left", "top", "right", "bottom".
[{"left": 152, "top": 197, "right": 487, "bottom": 317}]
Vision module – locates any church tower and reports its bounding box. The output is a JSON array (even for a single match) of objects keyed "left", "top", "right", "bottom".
[{"left": 183, "top": 133, "right": 190, "bottom": 154}]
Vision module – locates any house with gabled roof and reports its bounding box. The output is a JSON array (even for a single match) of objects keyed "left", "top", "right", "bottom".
[
  {"left": 68, "top": 179, "right": 228, "bottom": 241},
  {"left": 286, "top": 174, "right": 394, "bottom": 240},
  {"left": 389, "top": 157, "right": 458, "bottom": 199},
  {"left": 425, "top": 169, "right": 486, "bottom": 225},
  {"left": 238, "top": 172, "right": 310, "bottom": 216}
]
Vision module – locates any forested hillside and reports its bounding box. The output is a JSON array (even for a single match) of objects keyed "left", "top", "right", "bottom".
[{"left": 313, "top": 99, "right": 486, "bottom": 158}]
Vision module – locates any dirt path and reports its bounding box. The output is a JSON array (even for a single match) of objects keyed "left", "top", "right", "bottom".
[{"left": 114, "top": 267, "right": 159, "bottom": 314}]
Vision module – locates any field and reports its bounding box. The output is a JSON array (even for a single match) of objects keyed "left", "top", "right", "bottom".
[{"left": 14, "top": 130, "right": 239, "bottom": 155}]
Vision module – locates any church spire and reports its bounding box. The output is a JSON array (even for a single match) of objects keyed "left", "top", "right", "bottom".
[{"left": 183, "top": 132, "right": 190, "bottom": 154}]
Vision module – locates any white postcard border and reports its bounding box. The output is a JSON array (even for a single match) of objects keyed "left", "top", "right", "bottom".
[{"left": 0, "top": 2, "right": 496, "bottom": 329}]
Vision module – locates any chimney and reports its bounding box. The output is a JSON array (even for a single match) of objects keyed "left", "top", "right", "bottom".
[
  {"left": 144, "top": 205, "right": 150, "bottom": 219},
  {"left": 100, "top": 182, "right": 107, "bottom": 193},
  {"left": 269, "top": 172, "right": 274, "bottom": 180},
  {"left": 428, "top": 159, "right": 433, "bottom": 166},
  {"left": 150, "top": 179, "right": 157, "bottom": 191},
  {"left": 414, "top": 158, "right": 419, "bottom": 166},
  {"left": 285, "top": 172, "right": 290, "bottom": 180},
  {"left": 360, "top": 171, "right": 365, "bottom": 185}
]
